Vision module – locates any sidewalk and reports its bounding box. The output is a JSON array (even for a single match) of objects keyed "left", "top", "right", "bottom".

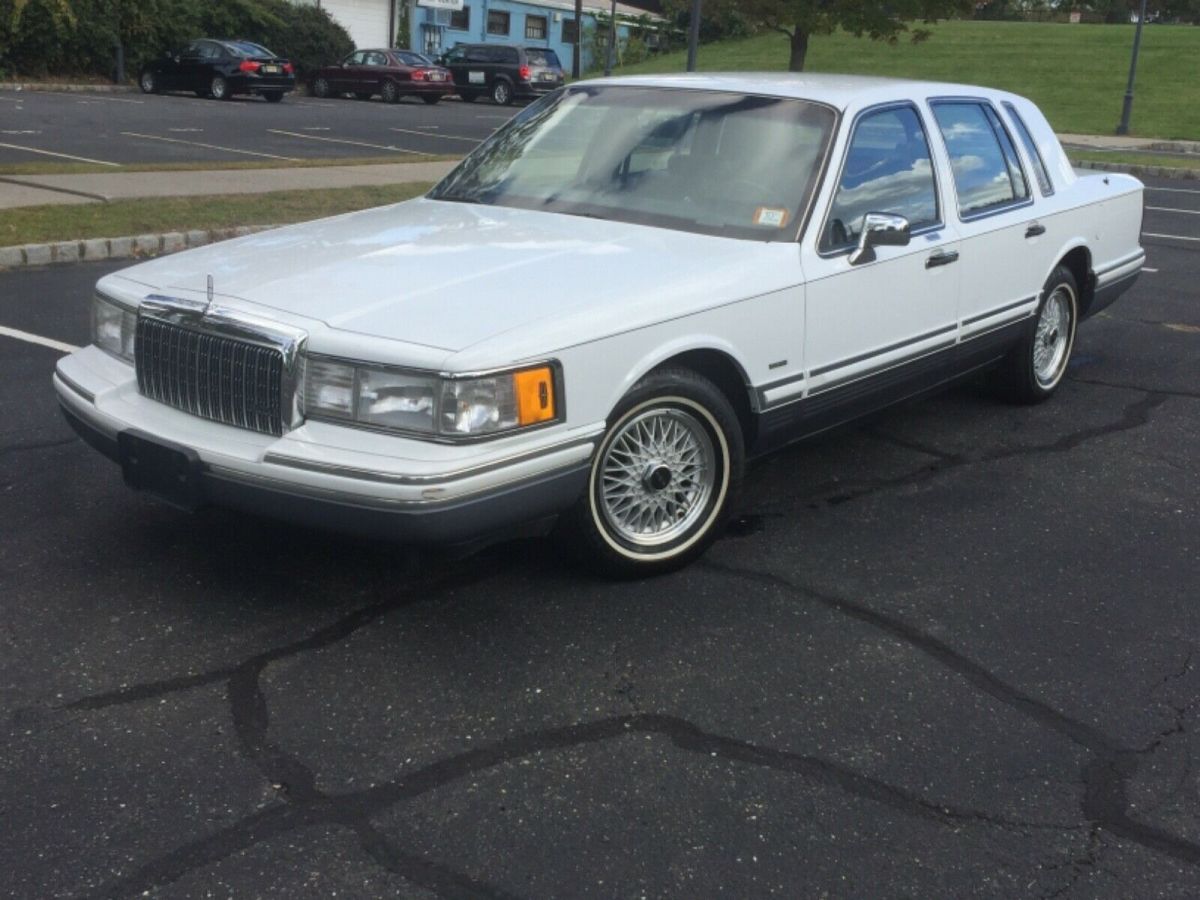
[{"left": 0, "top": 160, "right": 458, "bottom": 210}]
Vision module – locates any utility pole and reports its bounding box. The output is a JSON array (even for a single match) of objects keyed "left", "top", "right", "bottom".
[
  {"left": 604, "top": 0, "right": 617, "bottom": 76},
  {"left": 572, "top": 0, "right": 582, "bottom": 78},
  {"left": 1116, "top": 0, "right": 1149, "bottom": 135},
  {"left": 686, "top": 0, "right": 702, "bottom": 72}
]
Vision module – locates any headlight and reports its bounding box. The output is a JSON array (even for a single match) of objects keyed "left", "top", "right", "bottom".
[
  {"left": 91, "top": 293, "right": 136, "bottom": 363},
  {"left": 304, "top": 356, "right": 558, "bottom": 439}
]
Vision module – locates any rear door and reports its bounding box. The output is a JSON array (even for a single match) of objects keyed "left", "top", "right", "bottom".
[
  {"left": 928, "top": 99, "right": 1051, "bottom": 357},
  {"left": 176, "top": 41, "right": 206, "bottom": 93}
]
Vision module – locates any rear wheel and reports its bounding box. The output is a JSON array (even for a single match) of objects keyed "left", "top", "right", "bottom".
[
  {"left": 559, "top": 368, "right": 743, "bottom": 577},
  {"left": 421, "top": 94, "right": 441, "bottom": 105},
  {"left": 491, "top": 79, "right": 513, "bottom": 105},
  {"left": 210, "top": 76, "right": 230, "bottom": 100},
  {"left": 312, "top": 77, "right": 331, "bottom": 98},
  {"left": 138, "top": 70, "right": 158, "bottom": 94},
  {"left": 381, "top": 80, "right": 400, "bottom": 104},
  {"left": 995, "top": 265, "right": 1079, "bottom": 403}
]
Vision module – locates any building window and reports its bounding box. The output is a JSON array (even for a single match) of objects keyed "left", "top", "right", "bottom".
[
  {"left": 562, "top": 18, "right": 578, "bottom": 43},
  {"left": 487, "top": 10, "right": 510, "bottom": 35},
  {"left": 525, "top": 14, "right": 548, "bottom": 40},
  {"left": 449, "top": 6, "right": 469, "bottom": 30}
]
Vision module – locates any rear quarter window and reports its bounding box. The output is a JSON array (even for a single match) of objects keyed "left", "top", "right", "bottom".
[{"left": 1003, "top": 102, "right": 1054, "bottom": 196}]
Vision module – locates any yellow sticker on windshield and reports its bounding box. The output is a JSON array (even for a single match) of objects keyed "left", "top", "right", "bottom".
[{"left": 754, "top": 207, "right": 790, "bottom": 228}]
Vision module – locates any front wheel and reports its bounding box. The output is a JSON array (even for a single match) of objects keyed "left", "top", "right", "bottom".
[
  {"left": 139, "top": 70, "right": 158, "bottom": 94},
  {"left": 995, "top": 265, "right": 1079, "bottom": 403},
  {"left": 210, "top": 76, "right": 230, "bottom": 100},
  {"left": 559, "top": 368, "right": 743, "bottom": 577},
  {"left": 381, "top": 80, "right": 400, "bottom": 104},
  {"left": 311, "top": 77, "right": 331, "bottom": 98}
]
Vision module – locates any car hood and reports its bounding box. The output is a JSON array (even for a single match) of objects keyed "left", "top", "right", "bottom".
[{"left": 112, "top": 198, "right": 799, "bottom": 357}]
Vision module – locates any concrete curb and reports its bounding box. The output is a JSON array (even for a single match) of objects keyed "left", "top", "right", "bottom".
[
  {"left": 1072, "top": 159, "right": 1200, "bottom": 181},
  {"left": 0, "top": 225, "right": 278, "bottom": 271},
  {"left": 0, "top": 82, "right": 136, "bottom": 93}
]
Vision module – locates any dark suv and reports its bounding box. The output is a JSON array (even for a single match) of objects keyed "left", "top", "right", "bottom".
[{"left": 439, "top": 44, "right": 565, "bottom": 105}]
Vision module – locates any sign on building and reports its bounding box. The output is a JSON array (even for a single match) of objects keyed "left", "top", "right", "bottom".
[{"left": 416, "top": 0, "right": 465, "bottom": 9}]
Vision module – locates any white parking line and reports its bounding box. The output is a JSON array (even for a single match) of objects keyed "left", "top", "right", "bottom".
[
  {"left": 121, "top": 131, "right": 299, "bottom": 161},
  {"left": 266, "top": 129, "right": 427, "bottom": 155},
  {"left": 0, "top": 325, "right": 79, "bottom": 354},
  {"left": 46, "top": 91, "right": 143, "bottom": 104},
  {"left": 389, "top": 127, "right": 481, "bottom": 143},
  {"left": 1146, "top": 206, "right": 1200, "bottom": 215},
  {"left": 0, "top": 95, "right": 22, "bottom": 103},
  {"left": 0, "top": 141, "right": 120, "bottom": 166},
  {"left": 167, "top": 128, "right": 203, "bottom": 133},
  {"left": 1146, "top": 185, "right": 1200, "bottom": 195},
  {"left": 1143, "top": 232, "right": 1200, "bottom": 242},
  {"left": 1144, "top": 267, "right": 1160, "bottom": 273}
]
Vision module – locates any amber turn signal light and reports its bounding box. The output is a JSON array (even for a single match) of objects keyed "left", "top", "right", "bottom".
[{"left": 514, "top": 367, "right": 556, "bottom": 426}]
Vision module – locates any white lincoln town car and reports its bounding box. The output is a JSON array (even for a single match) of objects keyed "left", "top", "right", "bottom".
[{"left": 55, "top": 74, "right": 1144, "bottom": 575}]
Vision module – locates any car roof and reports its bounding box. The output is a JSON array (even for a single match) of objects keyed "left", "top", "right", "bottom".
[{"left": 573, "top": 72, "right": 1022, "bottom": 113}]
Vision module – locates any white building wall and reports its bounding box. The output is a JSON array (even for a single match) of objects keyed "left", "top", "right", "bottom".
[{"left": 319, "top": 0, "right": 394, "bottom": 49}]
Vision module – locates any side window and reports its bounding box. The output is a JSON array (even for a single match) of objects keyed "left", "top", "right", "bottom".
[
  {"left": 932, "top": 101, "right": 1030, "bottom": 218},
  {"left": 444, "top": 46, "right": 467, "bottom": 64},
  {"left": 1003, "top": 102, "right": 1054, "bottom": 196},
  {"left": 365, "top": 51, "right": 387, "bottom": 67},
  {"left": 201, "top": 42, "right": 224, "bottom": 60},
  {"left": 347, "top": 51, "right": 367, "bottom": 66},
  {"left": 183, "top": 42, "right": 203, "bottom": 57},
  {"left": 822, "top": 105, "right": 939, "bottom": 252},
  {"left": 466, "top": 47, "right": 490, "bottom": 64}
]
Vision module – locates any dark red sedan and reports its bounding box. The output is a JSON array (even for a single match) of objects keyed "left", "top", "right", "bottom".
[{"left": 309, "top": 49, "right": 454, "bottom": 104}]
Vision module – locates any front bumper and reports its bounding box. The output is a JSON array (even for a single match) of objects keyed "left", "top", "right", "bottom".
[{"left": 55, "top": 347, "right": 597, "bottom": 544}]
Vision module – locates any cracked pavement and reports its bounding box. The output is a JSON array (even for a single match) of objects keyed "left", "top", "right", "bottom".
[{"left": 2, "top": 179, "right": 1198, "bottom": 897}]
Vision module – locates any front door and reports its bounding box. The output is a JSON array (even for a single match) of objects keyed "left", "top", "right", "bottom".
[{"left": 798, "top": 103, "right": 961, "bottom": 433}]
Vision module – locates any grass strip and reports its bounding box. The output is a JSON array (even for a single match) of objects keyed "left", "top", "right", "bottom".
[
  {"left": 0, "top": 155, "right": 459, "bottom": 177},
  {"left": 612, "top": 21, "right": 1200, "bottom": 141},
  {"left": 0, "top": 182, "right": 433, "bottom": 246},
  {"left": 1069, "top": 149, "right": 1200, "bottom": 172}
]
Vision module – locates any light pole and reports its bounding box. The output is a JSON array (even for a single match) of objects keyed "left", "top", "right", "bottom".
[
  {"left": 604, "top": 0, "right": 617, "bottom": 76},
  {"left": 1116, "top": 0, "right": 1149, "bottom": 135},
  {"left": 572, "top": 0, "right": 582, "bottom": 78},
  {"left": 686, "top": 0, "right": 702, "bottom": 72}
]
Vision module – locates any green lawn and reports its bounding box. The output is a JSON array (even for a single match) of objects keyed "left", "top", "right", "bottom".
[
  {"left": 614, "top": 21, "right": 1200, "bottom": 140},
  {"left": 0, "top": 183, "right": 432, "bottom": 246}
]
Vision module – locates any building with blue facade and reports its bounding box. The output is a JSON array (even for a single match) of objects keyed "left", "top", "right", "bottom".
[{"left": 408, "top": 0, "right": 663, "bottom": 73}]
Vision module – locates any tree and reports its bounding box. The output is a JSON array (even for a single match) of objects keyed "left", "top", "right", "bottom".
[{"left": 666, "top": 0, "right": 974, "bottom": 72}]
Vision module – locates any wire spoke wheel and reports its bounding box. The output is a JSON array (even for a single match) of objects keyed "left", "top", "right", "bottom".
[
  {"left": 1033, "top": 285, "right": 1074, "bottom": 388},
  {"left": 599, "top": 408, "right": 716, "bottom": 548}
]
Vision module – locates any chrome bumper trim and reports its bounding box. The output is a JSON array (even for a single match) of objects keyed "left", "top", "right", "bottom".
[{"left": 261, "top": 431, "right": 602, "bottom": 486}]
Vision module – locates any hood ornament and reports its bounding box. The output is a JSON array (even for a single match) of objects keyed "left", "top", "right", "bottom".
[{"left": 205, "top": 274, "right": 214, "bottom": 314}]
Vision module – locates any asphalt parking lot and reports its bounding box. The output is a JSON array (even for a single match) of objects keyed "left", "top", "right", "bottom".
[
  {"left": 0, "top": 89, "right": 502, "bottom": 165},
  {"left": 1, "top": 176, "right": 1198, "bottom": 898}
]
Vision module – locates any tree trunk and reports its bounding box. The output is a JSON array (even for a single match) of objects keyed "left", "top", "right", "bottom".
[{"left": 788, "top": 30, "right": 809, "bottom": 72}]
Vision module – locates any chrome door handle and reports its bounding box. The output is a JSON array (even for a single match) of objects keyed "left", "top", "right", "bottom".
[
  {"left": 1025, "top": 223, "right": 1046, "bottom": 238},
  {"left": 926, "top": 250, "right": 959, "bottom": 269}
]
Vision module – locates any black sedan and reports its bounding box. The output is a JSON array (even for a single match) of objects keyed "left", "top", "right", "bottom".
[{"left": 139, "top": 39, "right": 295, "bottom": 102}]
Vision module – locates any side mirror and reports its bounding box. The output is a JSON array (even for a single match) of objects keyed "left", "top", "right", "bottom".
[{"left": 849, "top": 212, "right": 910, "bottom": 266}]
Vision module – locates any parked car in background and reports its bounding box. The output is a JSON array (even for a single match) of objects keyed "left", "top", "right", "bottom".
[
  {"left": 138, "top": 39, "right": 295, "bottom": 102},
  {"left": 439, "top": 43, "right": 564, "bottom": 105},
  {"left": 56, "top": 75, "right": 1144, "bottom": 576},
  {"left": 309, "top": 49, "right": 454, "bottom": 104}
]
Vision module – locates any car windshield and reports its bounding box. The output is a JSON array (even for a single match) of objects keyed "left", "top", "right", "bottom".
[
  {"left": 526, "top": 49, "right": 561, "bottom": 69},
  {"left": 224, "top": 41, "right": 274, "bottom": 58},
  {"left": 429, "top": 86, "right": 837, "bottom": 242},
  {"left": 397, "top": 51, "right": 433, "bottom": 66}
]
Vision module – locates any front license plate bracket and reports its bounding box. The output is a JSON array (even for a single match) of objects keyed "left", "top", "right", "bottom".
[{"left": 118, "top": 430, "right": 205, "bottom": 511}]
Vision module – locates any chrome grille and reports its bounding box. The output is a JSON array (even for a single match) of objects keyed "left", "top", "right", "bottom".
[{"left": 135, "top": 317, "right": 285, "bottom": 435}]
